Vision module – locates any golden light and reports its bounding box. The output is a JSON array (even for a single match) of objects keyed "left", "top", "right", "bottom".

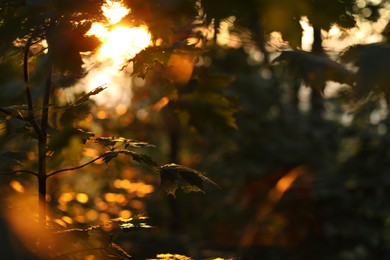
[
  {"left": 9, "top": 180, "right": 25, "bottom": 193},
  {"left": 102, "top": 0, "right": 130, "bottom": 24},
  {"left": 76, "top": 0, "right": 152, "bottom": 107},
  {"left": 97, "top": 26, "right": 151, "bottom": 62}
]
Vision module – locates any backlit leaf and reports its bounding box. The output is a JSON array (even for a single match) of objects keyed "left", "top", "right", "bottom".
[
  {"left": 159, "top": 163, "right": 219, "bottom": 196},
  {"left": 272, "top": 50, "right": 356, "bottom": 94}
]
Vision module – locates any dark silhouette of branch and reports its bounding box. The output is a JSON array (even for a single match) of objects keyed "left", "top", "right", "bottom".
[
  {"left": 0, "top": 170, "right": 38, "bottom": 177},
  {"left": 0, "top": 107, "right": 27, "bottom": 122},
  {"left": 47, "top": 153, "right": 108, "bottom": 178}
]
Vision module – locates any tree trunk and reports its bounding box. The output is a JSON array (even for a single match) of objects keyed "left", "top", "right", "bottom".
[{"left": 310, "top": 26, "right": 325, "bottom": 124}]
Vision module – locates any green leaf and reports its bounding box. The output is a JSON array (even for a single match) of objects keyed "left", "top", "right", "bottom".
[
  {"left": 76, "top": 129, "right": 95, "bottom": 144},
  {"left": 95, "top": 137, "right": 117, "bottom": 148},
  {"left": 159, "top": 163, "right": 219, "bottom": 196},
  {"left": 129, "top": 46, "right": 173, "bottom": 78},
  {"left": 102, "top": 150, "right": 157, "bottom": 167},
  {"left": 95, "top": 136, "right": 155, "bottom": 149},
  {"left": 102, "top": 151, "right": 118, "bottom": 164},
  {"left": 119, "top": 150, "right": 158, "bottom": 167}
]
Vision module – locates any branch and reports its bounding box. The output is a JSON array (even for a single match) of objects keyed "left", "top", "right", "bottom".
[
  {"left": 0, "top": 170, "right": 38, "bottom": 177},
  {"left": 0, "top": 107, "right": 26, "bottom": 122},
  {"left": 47, "top": 153, "right": 108, "bottom": 178}
]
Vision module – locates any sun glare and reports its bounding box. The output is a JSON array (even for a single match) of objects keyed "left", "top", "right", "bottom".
[
  {"left": 102, "top": 0, "right": 130, "bottom": 24},
  {"left": 98, "top": 26, "right": 151, "bottom": 62},
  {"left": 77, "top": 0, "right": 152, "bottom": 107},
  {"left": 88, "top": 0, "right": 151, "bottom": 63}
]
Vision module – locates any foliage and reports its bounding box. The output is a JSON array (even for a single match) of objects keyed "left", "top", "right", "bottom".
[{"left": 159, "top": 163, "right": 219, "bottom": 196}]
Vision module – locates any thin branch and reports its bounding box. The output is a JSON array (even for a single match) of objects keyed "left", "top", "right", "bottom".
[
  {"left": 0, "top": 107, "right": 26, "bottom": 121},
  {"left": 47, "top": 153, "right": 108, "bottom": 178},
  {"left": 0, "top": 170, "right": 38, "bottom": 177}
]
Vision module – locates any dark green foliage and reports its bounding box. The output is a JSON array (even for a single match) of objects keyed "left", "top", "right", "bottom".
[
  {"left": 340, "top": 43, "right": 390, "bottom": 100},
  {"left": 130, "top": 46, "right": 173, "bottom": 79},
  {"left": 171, "top": 71, "right": 237, "bottom": 133},
  {"left": 96, "top": 136, "right": 155, "bottom": 149},
  {"left": 159, "top": 163, "right": 219, "bottom": 196},
  {"left": 102, "top": 150, "right": 157, "bottom": 167}
]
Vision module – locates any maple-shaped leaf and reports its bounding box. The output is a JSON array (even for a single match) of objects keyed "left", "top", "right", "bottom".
[
  {"left": 101, "top": 150, "right": 157, "bottom": 167},
  {"left": 129, "top": 46, "right": 173, "bottom": 78},
  {"left": 95, "top": 137, "right": 117, "bottom": 148},
  {"left": 159, "top": 163, "right": 219, "bottom": 196},
  {"left": 102, "top": 151, "right": 118, "bottom": 164},
  {"left": 95, "top": 136, "right": 154, "bottom": 149},
  {"left": 340, "top": 43, "right": 390, "bottom": 100},
  {"left": 76, "top": 129, "right": 95, "bottom": 144},
  {"left": 273, "top": 50, "right": 356, "bottom": 94}
]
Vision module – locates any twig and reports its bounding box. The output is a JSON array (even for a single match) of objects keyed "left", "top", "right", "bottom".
[
  {"left": 0, "top": 107, "right": 27, "bottom": 122},
  {"left": 46, "top": 153, "right": 108, "bottom": 178},
  {"left": 0, "top": 170, "right": 38, "bottom": 177}
]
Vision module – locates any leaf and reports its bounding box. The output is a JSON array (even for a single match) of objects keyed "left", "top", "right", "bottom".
[
  {"left": 95, "top": 136, "right": 155, "bottom": 149},
  {"left": 102, "top": 150, "right": 157, "bottom": 167},
  {"left": 340, "top": 43, "right": 390, "bottom": 99},
  {"left": 129, "top": 46, "right": 173, "bottom": 78},
  {"left": 109, "top": 242, "right": 132, "bottom": 258},
  {"left": 119, "top": 150, "right": 158, "bottom": 167},
  {"left": 272, "top": 50, "right": 356, "bottom": 94},
  {"left": 76, "top": 129, "right": 95, "bottom": 144},
  {"left": 72, "top": 86, "right": 107, "bottom": 105},
  {"left": 159, "top": 163, "right": 219, "bottom": 196},
  {"left": 95, "top": 137, "right": 117, "bottom": 148},
  {"left": 102, "top": 151, "right": 118, "bottom": 164}
]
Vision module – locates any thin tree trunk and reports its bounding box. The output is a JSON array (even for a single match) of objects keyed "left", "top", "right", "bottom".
[
  {"left": 38, "top": 68, "right": 52, "bottom": 229},
  {"left": 310, "top": 26, "right": 325, "bottom": 124}
]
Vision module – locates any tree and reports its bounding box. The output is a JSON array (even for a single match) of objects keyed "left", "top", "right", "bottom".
[{"left": 0, "top": 0, "right": 216, "bottom": 258}]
